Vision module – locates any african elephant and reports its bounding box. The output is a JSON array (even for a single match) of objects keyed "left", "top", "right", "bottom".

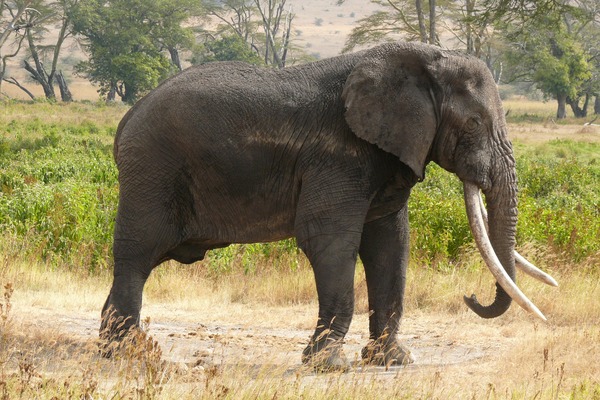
[{"left": 101, "top": 41, "right": 556, "bottom": 371}]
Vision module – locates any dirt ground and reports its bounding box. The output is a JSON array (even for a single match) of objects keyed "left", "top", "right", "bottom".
[
  {"left": 22, "top": 305, "right": 494, "bottom": 370},
  {"left": 11, "top": 291, "right": 595, "bottom": 391}
]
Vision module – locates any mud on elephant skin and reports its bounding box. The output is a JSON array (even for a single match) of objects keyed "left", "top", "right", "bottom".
[{"left": 100, "top": 41, "right": 556, "bottom": 371}]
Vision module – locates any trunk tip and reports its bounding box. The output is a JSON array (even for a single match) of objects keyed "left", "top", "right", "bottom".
[{"left": 463, "top": 293, "right": 511, "bottom": 319}]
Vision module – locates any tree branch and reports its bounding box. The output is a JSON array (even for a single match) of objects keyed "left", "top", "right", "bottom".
[{"left": 3, "top": 77, "right": 35, "bottom": 99}]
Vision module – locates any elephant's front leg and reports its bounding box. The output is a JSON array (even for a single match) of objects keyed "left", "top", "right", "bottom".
[
  {"left": 359, "top": 206, "right": 415, "bottom": 366},
  {"left": 298, "top": 232, "right": 361, "bottom": 371}
]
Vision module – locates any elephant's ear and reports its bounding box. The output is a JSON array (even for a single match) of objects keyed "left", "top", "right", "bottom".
[{"left": 342, "top": 42, "right": 441, "bottom": 180}]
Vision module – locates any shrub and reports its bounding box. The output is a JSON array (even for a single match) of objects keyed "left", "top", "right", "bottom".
[{"left": 0, "top": 106, "right": 597, "bottom": 274}]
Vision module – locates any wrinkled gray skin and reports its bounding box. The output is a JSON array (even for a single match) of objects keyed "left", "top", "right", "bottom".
[{"left": 101, "top": 41, "right": 518, "bottom": 370}]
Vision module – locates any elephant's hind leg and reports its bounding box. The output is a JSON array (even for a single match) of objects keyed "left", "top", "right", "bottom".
[
  {"left": 359, "top": 207, "right": 414, "bottom": 366},
  {"left": 100, "top": 194, "right": 187, "bottom": 353},
  {"left": 100, "top": 234, "right": 161, "bottom": 352}
]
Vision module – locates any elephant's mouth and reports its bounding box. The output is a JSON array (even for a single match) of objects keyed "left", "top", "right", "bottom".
[{"left": 462, "top": 181, "right": 557, "bottom": 320}]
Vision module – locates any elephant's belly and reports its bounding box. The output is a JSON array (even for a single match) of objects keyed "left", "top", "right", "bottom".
[{"left": 191, "top": 193, "right": 298, "bottom": 244}]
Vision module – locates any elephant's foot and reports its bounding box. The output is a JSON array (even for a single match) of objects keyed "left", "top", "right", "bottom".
[
  {"left": 99, "top": 323, "right": 158, "bottom": 360},
  {"left": 99, "top": 311, "right": 138, "bottom": 358},
  {"left": 301, "top": 340, "right": 349, "bottom": 373},
  {"left": 361, "top": 340, "right": 414, "bottom": 367}
]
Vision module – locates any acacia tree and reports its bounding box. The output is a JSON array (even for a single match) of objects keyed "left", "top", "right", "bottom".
[
  {"left": 191, "top": 33, "right": 264, "bottom": 64},
  {"left": 494, "top": 1, "right": 597, "bottom": 118},
  {"left": 70, "top": 0, "right": 200, "bottom": 103},
  {"left": 338, "top": 0, "right": 441, "bottom": 53},
  {"left": 19, "top": 0, "right": 75, "bottom": 101},
  {"left": 1, "top": 0, "right": 35, "bottom": 95},
  {"left": 338, "top": 0, "right": 506, "bottom": 59},
  {"left": 202, "top": 0, "right": 295, "bottom": 67},
  {"left": 254, "top": 0, "right": 293, "bottom": 67}
]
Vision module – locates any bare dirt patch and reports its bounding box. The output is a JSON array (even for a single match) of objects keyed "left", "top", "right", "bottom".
[{"left": 10, "top": 298, "right": 596, "bottom": 386}]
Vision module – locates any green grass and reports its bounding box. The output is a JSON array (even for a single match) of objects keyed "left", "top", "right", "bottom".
[
  {"left": 0, "top": 102, "right": 598, "bottom": 274},
  {"left": 0, "top": 112, "right": 118, "bottom": 270}
]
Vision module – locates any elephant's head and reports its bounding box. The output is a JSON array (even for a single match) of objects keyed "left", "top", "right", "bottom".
[{"left": 342, "top": 41, "right": 554, "bottom": 320}]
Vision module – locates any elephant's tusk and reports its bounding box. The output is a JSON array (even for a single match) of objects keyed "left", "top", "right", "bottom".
[
  {"left": 477, "top": 194, "right": 558, "bottom": 287},
  {"left": 464, "top": 182, "right": 547, "bottom": 321}
]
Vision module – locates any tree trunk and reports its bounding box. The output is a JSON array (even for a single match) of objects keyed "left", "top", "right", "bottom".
[
  {"left": 429, "top": 0, "right": 436, "bottom": 45},
  {"left": 169, "top": 47, "right": 182, "bottom": 71},
  {"left": 556, "top": 93, "right": 567, "bottom": 119},
  {"left": 121, "top": 82, "right": 137, "bottom": 104},
  {"left": 23, "top": 59, "right": 55, "bottom": 99},
  {"left": 566, "top": 96, "right": 586, "bottom": 118},
  {"left": 106, "top": 84, "right": 117, "bottom": 103},
  {"left": 415, "top": 0, "right": 428, "bottom": 43},
  {"left": 280, "top": 14, "right": 292, "bottom": 68},
  {"left": 594, "top": 96, "right": 600, "bottom": 115},
  {"left": 56, "top": 71, "right": 72, "bottom": 102},
  {"left": 465, "top": 0, "right": 474, "bottom": 54},
  {"left": 25, "top": 30, "right": 56, "bottom": 100}
]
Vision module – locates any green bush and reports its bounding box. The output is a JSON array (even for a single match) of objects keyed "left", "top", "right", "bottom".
[
  {"left": 0, "top": 115, "right": 598, "bottom": 273},
  {"left": 516, "top": 143, "right": 600, "bottom": 262},
  {"left": 409, "top": 165, "right": 471, "bottom": 265},
  {"left": 0, "top": 121, "right": 117, "bottom": 270}
]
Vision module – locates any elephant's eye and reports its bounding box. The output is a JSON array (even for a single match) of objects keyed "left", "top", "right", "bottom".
[{"left": 465, "top": 117, "right": 481, "bottom": 132}]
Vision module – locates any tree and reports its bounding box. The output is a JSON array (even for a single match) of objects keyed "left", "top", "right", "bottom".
[
  {"left": 254, "top": 0, "right": 293, "bottom": 67},
  {"left": 495, "top": 1, "right": 596, "bottom": 118},
  {"left": 535, "top": 36, "right": 591, "bottom": 118},
  {"left": 18, "top": 0, "right": 75, "bottom": 101},
  {"left": 192, "top": 33, "right": 263, "bottom": 64},
  {"left": 1, "top": 0, "right": 35, "bottom": 95},
  {"left": 338, "top": 0, "right": 442, "bottom": 53},
  {"left": 205, "top": 0, "right": 296, "bottom": 68},
  {"left": 70, "top": 0, "right": 200, "bottom": 103},
  {"left": 338, "top": 0, "right": 507, "bottom": 57},
  {"left": 566, "top": 0, "right": 600, "bottom": 116}
]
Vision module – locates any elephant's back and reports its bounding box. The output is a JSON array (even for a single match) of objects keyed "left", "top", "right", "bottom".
[{"left": 115, "top": 55, "right": 360, "bottom": 162}]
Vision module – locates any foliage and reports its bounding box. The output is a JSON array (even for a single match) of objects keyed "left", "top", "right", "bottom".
[
  {"left": 204, "top": 0, "right": 297, "bottom": 67},
  {"left": 502, "top": 16, "right": 593, "bottom": 118},
  {"left": 0, "top": 111, "right": 117, "bottom": 270},
  {"left": 339, "top": 0, "right": 434, "bottom": 53},
  {"left": 191, "top": 34, "right": 264, "bottom": 65},
  {"left": 516, "top": 142, "right": 600, "bottom": 261},
  {"left": 338, "top": 0, "right": 503, "bottom": 80},
  {"left": 491, "top": 1, "right": 599, "bottom": 118},
  {"left": 339, "top": 1, "right": 496, "bottom": 57},
  {"left": 476, "top": 0, "right": 582, "bottom": 27},
  {"left": 410, "top": 142, "right": 600, "bottom": 265},
  {"left": 69, "top": 0, "right": 200, "bottom": 103},
  {"left": 532, "top": 37, "right": 590, "bottom": 101}
]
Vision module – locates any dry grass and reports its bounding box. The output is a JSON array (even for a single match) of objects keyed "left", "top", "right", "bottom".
[
  {"left": 0, "top": 100, "right": 128, "bottom": 129},
  {"left": 1, "top": 251, "right": 599, "bottom": 399},
  {"left": 503, "top": 98, "right": 558, "bottom": 117}
]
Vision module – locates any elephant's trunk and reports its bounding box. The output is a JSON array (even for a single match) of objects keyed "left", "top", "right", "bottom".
[{"left": 462, "top": 150, "right": 546, "bottom": 320}]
